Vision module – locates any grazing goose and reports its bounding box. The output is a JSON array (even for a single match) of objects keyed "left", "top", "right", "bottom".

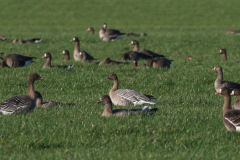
[
  {"left": 97, "top": 95, "right": 158, "bottom": 117},
  {"left": 107, "top": 73, "right": 156, "bottom": 106},
  {"left": 218, "top": 49, "right": 227, "bottom": 62},
  {"left": 42, "top": 53, "right": 74, "bottom": 69},
  {"left": 35, "top": 91, "right": 75, "bottom": 108},
  {"left": 187, "top": 56, "right": 192, "bottom": 60},
  {"left": 86, "top": 27, "right": 94, "bottom": 35},
  {"left": 99, "top": 57, "right": 128, "bottom": 65},
  {"left": 225, "top": 29, "right": 240, "bottom": 35},
  {"left": 0, "top": 54, "right": 36, "bottom": 68},
  {"left": 0, "top": 73, "right": 43, "bottom": 115},
  {"left": 230, "top": 88, "right": 240, "bottom": 110},
  {"left": 212, "top": 66, "right": 240, "bottom": 92},
  {"left": 71, "top": 37, "right": 94, "bottom": 61},
  {"left": 216, "top": 88, "right": 240, "bottom": 132},
  {"left": 0, "top": 35, "right": 7, "bottom": 41},
  {"left": 129, "top": 40, "right": 165, "bottom": 58},
  {"left": 99, "top": 23, "right": 125, "bottom": 41},
  {"left": 60, "top": 50, "right": 70, "bottom": 61},
  {"left": 127, "top": 32, "right": 147, "bottom": 37},
  {"left": 146, "top": 58, "right": 173, "bottom": 68},
  {"left": 133, "top": 60, "right": 146, "bottom": 68},
  {"left": 121, "top": 51, "right": 152, "bottom": 61},
  {"left": 13, "top": 38, "right": 42, "bottom": 44}
]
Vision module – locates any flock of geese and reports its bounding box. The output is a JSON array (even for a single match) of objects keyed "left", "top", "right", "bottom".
[{"left": 1, "top": 24, "right": 240, "bottom": 132}]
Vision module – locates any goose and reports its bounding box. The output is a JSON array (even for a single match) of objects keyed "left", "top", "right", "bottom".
[
  {"left": 106, "top": 73, "right": 156, "bottom": 106},
  {"left": 60, "top": 50, "right": 70, "bottom": 61},
  {"left": 218, "top": 49, "right": 227, "bottom": 62},
  {"left": 0, "top": 54, "right": 36, "bottom": 68},
  {"left": 0, "top": 35, "right": 7, "bottom": 41},
  {"left": 216, "top": 88, "right": 240, "bottom": 131},
  {"left": 230, "top": 88, "right": 240, "bottom": 110},
  {"left": 187, "top": 56, "right": 192, "bottom": 60},
  {"left": 133, "top": 60, "right": 146, "bottom": 68},
  {"left": 225, "top": 29, "right": 240, "bottom": 35},
  {"left": 0, "top": 73, "right": 43, "bottom": 115},
  {"left": 78, "top": 50, "right": 99, "bottom": 64},
  {"left": 86, "top": 27, "right": 94, "bottom": 35},
  {"left": 42, "top": 53, "right": 74, "bottom": 69},
  {"left": 121, "top": 51, "right": 152, "bottom": 61},
  {"left": 99, "top": 57, "right": 128, "bottom": 65},
  {"left": 35, "top": 91, "right": 75, "bottom": 108},
  {"left": 146, "top": 58, "right": 173, "bottom": 68},
  {"left": 99, "top": 23, "right": 125, "bottom": 41},
  {"left": 13, "top": 38, "right": 42, "bottom": 44},
  {"left": 212, "top": 66, "right": 240, "bottom": 92},
  {"left": 127, "top": 32, "right": 147, "bottom": 37},
  {"left": 71, "top": 37, "right": 94, "bottom": 61},
  {"left": 97, "top": 95, "right": 158, "bottom": 117},
  {"left": 129, "top": 40, "right": 165, "bottom": 58}
]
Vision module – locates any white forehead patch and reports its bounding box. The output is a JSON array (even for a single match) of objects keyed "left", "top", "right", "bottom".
[
  {"left": 80, "top": 52, "right": 82, "bottom": 55},
  {"left": 44, "top": 53, "right": 46, "bottom": 56},
  {"left": 232, "top": 90, "right": 235, "bottom": 95},
  {"left": 73, "top": 38, "right": 75, "bottom": 40},
  {"left": 220, "top": 50, "right": 222, "bottom": 52},
  {"left": 63, "top": 50, "right": 65, "bottom": 53},
  {"left": 220, "top": 88, "right": 222, "bottom": 93},
  {"left": 131, "top": 41, "right": 133, "bottom": 44}
]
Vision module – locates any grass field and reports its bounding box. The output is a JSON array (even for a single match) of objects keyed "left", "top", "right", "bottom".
[{"left": 1, "top": 0, "right": 240, "bottom": 159}]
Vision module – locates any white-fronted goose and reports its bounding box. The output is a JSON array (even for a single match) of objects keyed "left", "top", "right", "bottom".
[
  {"left": 127, "top": 32, "right": 147, "bottom": 37},
  {"left": 225, "top": 29, "right": 240, "bottom": 35},
  {"left": 216, "top": 88, "right": 240, "bottom": 131},
  {"left": 133, "top": 60, "right": 146, "bottom": 68},
  {"left": 0, "top": 35, "right": 7, "bottom": 41},
  {"left": 97, "top": 95, "right": 158, "bottom": 117},
  {"left": 13, "top": 38, "right": 42, "bottom": 44},
  {"left": 107, "top": 73, "right": 156, "bottom": 106},
  {"left": 218, "top": 49, "right": 227, "bottom": 62},
  {"left": 0, "top": 73, "right": 43, "bottom": 115},
  {"left": 99, "top": 23, "right": 125, "bottom": 41},
  {"left": 60, "top": 50, "right": 70, "bottom": 61},
  {"left": 71, "top": 37, "right": 94, "bottom": 61},
  {"left": 187, "top": 56, "right": 192, "bottom": 60},
  {"left": 35, "top": 91, "right": 75, "bottom": 108},
  {"left": 0, "top": 54, "right": 36, "bottom": 68},
  {"left": 146, "top": 58, "right": 173, "bottom": 68},
  {"left": 121, "top": 51, "right": 152, "bottom": 61},
  {"left": 42, "top": 53, "right": 74, "bottom": 69},
  {"left": 212, "top": 66, "right": 240, "bottom": 92},
  {"left": 99, "top": 57, "right": 128, "bottom": 65},
  {"left": 87, "top": 27, "right": 94, "bottom": 35},
  {"left": 230, "top": 88, "right": 240, "bottom": 110},
  {"left": 78, "top": 50, "right": 96, "bottom": 62},
  {"left": 129, "top": 40, "right": 165, "bottom": 58}
]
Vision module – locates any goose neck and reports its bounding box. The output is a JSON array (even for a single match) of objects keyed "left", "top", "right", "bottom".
[{"left": 223, "top": 94, "right": 232, "bottom": 116}]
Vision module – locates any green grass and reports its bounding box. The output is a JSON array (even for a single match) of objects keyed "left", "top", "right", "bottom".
[{"left": 1, "top": 0, "right": 240, "bottom": 159}]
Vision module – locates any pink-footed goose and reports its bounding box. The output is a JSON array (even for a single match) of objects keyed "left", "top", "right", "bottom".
[
  {"left": 35, "top": 91, "right": 75, "bottom": 108},
  {"left": 71, "top": 37, "right": 94, "bottom": 61},
  {"left": 216, "top": 88, "right": 240, "bottom": 132},
  {"left": 107, "top": 73, "right": 156, "bottom": 106},
  {"left": 129, "top": 40, "right": 165, "bottom": 58},
  {"left": 13, "top": 38, "right": 42, "bottom": 44},
  {"left": 225, "top": 29, "right": 240, "bottom": 35},
  {"left": 60, "top": 50, "right": 70, "bottom": 61},
  {"left": 87, "top": 27, "right": 94, "bottom": 35},
  {"left": 218, "top": 49, "right": 227, "bottom": 62},
  {"left": 0, "top": 35, "right": 7, "bottom": 41},
  {"left": 212, "top": 66, "right": 240, "bottom": 92},
  {"left": 99, "top": 23, "right": 125, "bottom": 41},
  {"left": 127, "top": 32, "right": 147, "bottom": 37},
  {"left": 0, "top": 54, "right": 36, "bottom": 68},
  {"left": 0, "top": 73, "right": 43, "bottom": 115},
  {"left": 42, "top": 53, "right": 74, "bottom": 69},
  {"left": 146, "top": 58, "right": 173, "bottom": 68},
  {"left": 97, "top": 95, "right": 158, "bottom": 117},
  {"left": 230, "top": 88, "right": 240, "bottom": 110}
]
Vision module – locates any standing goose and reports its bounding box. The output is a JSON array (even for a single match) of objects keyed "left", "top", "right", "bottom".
[
  {"left": 216, "top": 88, "right": 240, "bottom": 132},
  {"left": 230, "top": 88, "right": 240, "bottom": 110},
  {"left": 146, "top": 58, "right": 173, "bottom": 68},
  {"left": 35, "top": 91, "right": 75, "bottom": 108},
  {"left": 212, "top": 66, "right": 240, "bottom": 92},
  {"left": 71, "top": 37, "right": 94, "bottom": 61},
  {"left": 107, "top": 73, "right": 156, "bottom": 106},
  {"left": 0, "top": 54, "right": 36, "bottom": 68},
  {"left": 60, "top": 50, "right": 70, "bottom": 61},
  {"left": 97, "top": 95, "right": 158, "bottom": 117},
  {"left": 99, "top": 23, "right": 125, "bottom": 41},
  {"left": 0, "top": 73, "right": 43, "bottom": 115},
  {"left": 129, "top": 40, "right": 165, "bottom": 58},
  {"left": 218, "top": 49, "right": 227, "bottom": 62},
  {"left": 13, "top": 38, "right": 42, "bottom": 44},
  {"left": 42, "top": 53, "right": 74, "bottom": 69},
  {"left": 86, "top": 27, "right": 94, "bottom": 35},
  {"left": 133, "top": 60, "right": 146, "bottom": 68}
]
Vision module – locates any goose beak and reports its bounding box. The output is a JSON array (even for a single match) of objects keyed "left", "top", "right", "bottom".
[
  {"left": 129, "top": 43, "right": 132, "bottom": 45},
  {"left": 230, "top": 91, "right": 234, "bottom": 96},
  {"left": 60, "top": 52, "right": 64, "bottom": 54},
  {"left": 211, "top": 68, "right": 215, "bottom": 71},
  {"left": 215, "top": 91, "right": 221, "bottom": 95},
  {"left": 42, "top": 55, "right": 46, "bottom": 58},
  {"left": 97, "top": 100, "right": 102, "bottom": 103},
  {"left": 40, "top": 77, "right": 43, "bottom": 80}
]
